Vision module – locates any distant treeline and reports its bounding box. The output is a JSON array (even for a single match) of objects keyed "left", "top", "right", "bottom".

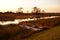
[
  {"left": 0, "top": 12, "right": 60, "bottom": 21},
  {"left": 0, "top": 12, "right": 60, "bottom": 16}
]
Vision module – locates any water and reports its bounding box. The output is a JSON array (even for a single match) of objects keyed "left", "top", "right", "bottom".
[{"left": 0, "top": 16, "right": 60, "bottom": 25}]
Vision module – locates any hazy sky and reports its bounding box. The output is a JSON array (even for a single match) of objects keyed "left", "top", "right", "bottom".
[{"left": 0, "top": 0, "right": 60, "bottom": 13}]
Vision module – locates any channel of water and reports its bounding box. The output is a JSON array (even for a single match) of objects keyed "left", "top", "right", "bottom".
[{"left": 0, "top": 16, "right": 60, "bottom": 25}]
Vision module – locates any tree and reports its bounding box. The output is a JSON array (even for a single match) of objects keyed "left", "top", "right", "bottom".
[
  {"left": 17, "top": 7, "right": 23, "bottom": 13},
  {"left": 31, "top": 7, "right": 40, "bottom": 13},
  {"left": 31, "top": 7, "right": 41, "bottom": 20},
  {"left": 42, "top": 10, "right": 45, "bottom": 13}
]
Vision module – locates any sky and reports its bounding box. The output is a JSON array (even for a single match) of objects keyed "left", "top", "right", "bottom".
[{"left": 0, "top": 0, "right": 60, "bottom": 13}]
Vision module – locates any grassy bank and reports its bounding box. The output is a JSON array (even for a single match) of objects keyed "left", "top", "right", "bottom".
[
  {"left": 0, "top": 17, "right": 60, "bottom": 40},
  {"left": 23, "top": 25, "right": 60, "bottom": 40}
]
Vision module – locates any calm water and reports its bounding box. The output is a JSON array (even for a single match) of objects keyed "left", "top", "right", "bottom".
[{"left": 0, "top": 16, "right": 60, "bottom": 25}]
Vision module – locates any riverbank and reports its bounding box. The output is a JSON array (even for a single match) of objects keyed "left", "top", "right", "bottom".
[
  {"left": 0, "top": 17, "right": 60, "bottom": 40},
  {"left": 23, "top": 25, "right": 60, "bottom": 40},
  {"left": 0, "top": 13, "right": 60, "bottom": 21}
]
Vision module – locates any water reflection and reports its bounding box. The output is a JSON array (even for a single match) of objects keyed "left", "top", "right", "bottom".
[
  {"left": 0, "top": 16, "right": 60, "bottom": 25},
  {"left": 0, "top": 19, "right": 36, "bottom": 25}
]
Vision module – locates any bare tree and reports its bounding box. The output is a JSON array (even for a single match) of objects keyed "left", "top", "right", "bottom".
[
  {"left": 31, "top": 7, "right": 40, "bottom": 13},
  {"left": 42, "top": 10, "right": 45, "bottom": 13},
  {"left": 31, "top": 7, "right": 41, "bottom": 20},
  {"left": 17, "top": 7, "right": 23, "bottom": 13}
]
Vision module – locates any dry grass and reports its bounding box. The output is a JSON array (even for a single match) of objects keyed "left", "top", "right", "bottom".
[{"left": 23, "top": 25, "right": 60, "bottom": 40}]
